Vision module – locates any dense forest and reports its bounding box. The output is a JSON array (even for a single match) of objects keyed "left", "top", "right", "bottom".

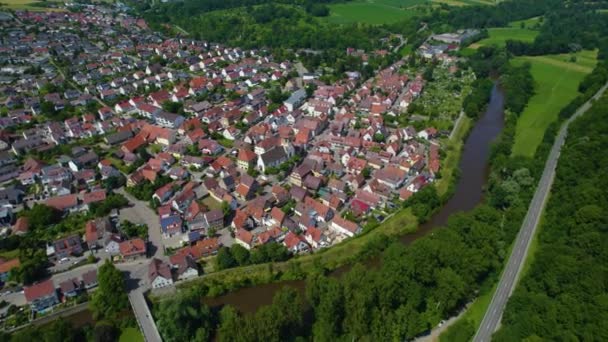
[{"left": 494, "top": 93, "right": 608, "bottom": 342}]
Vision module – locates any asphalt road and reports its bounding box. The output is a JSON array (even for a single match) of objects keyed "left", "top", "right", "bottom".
[{"left": 473, "top": 82, "right": 608, "bottom": 342}]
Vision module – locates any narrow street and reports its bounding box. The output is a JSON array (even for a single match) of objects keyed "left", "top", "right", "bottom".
[{"left": 115, "top": 187, "right": 166, "bottom": 259}]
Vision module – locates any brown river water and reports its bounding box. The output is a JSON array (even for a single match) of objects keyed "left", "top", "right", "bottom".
[{"left": 204, "top": 85, "right": 506, "bottom": 314}]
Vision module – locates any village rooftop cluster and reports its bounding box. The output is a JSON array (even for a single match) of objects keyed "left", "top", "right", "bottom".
[{"left": 0, "top": 4, "right": 468, "bottom": 320}]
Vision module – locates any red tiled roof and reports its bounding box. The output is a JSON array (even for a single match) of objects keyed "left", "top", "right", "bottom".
[
  {"left": 24, "top": 279, "right": 55, "bottom": 302},
  {"left": 85, "top": 220, "right": 97, "bottom": 243},
  {"left": 237, "top": 148, "right": 257, "bottom": 162},
  {"left": 0, "top": 258, "right": 20, "bottom": 274},
  {"left": 83, "top": 190, "right": 106, "bottom": 205},
  {"left": 13, "top": 217, "right": 29, "bottom": 234},
  {"left": 236, "top": 228, "right": 253, "bottom": 246},
  {"left": 46, "top": 194, "right": 78, "bottom": 211},
  {"left": 119, "top": 238, "right": 146, "bottom": 257}
]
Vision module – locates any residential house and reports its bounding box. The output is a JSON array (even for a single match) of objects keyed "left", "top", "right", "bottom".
[
  {"left": 283, "top": 89, "right": 307, "bottom": 111},
  {"left": 330, "top": 216, "right": 361, "bottom": 238},
  {"left": 235, "top": 228, "right": 254, "bottom": 250},
  {"left": 173, "top": 254, "right": 199, "bottom": 281},
  {"left": 149, "top": 258, "right": 173, "bottom": 289},
  {"left": 257, "top": 147, "right": 288, "bottom": 173},
  {"left": 24, "top": 279, "right": 59, "bottom": 313},
  {"left": 104, "top": 234, "right": 122, "bottom": 255},
  {"left": 59, "top": 278, "right": 80, "bottom": 299},
  {"left": 46, "top": 194, "right": 79, "bottom": 213},
  {"left": 0, "top": 258, "right": 20, "bottom": 282},
  {"left": 119, "top": 238, "right": 147, "bottom": 260},
  {"left": 161, "top": 215, "right": 183, "bottom": 237},
  {"left": 204, "top": 209, "right": 224, "bottom": 230},
  {"left": 82, "top": 270, "right": 98, "bottom": 289},
  {"left": 283, "top": 231, "right": 310, "bottom": 254},
  {"left": 52, "top": 235, "right": 84, "bottom": 261}
]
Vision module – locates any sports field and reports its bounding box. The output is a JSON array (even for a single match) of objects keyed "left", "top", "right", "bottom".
[{"left": 511, "top": 50, "right": 597, "bottom": 156}]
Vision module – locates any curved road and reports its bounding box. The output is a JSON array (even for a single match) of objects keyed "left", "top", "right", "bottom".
[{"left": 473, "top": 82, "right": 608, "bottom": 342}]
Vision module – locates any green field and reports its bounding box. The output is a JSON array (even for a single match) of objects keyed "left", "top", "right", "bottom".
[
  {"left": 119, "top": 327, "right": 144, "bottom": 342},
  {"left": 0, "top": 0, "right": 66, "bottom": 11},
  {"left": 511, "top": 50, "right": 597, "bottom": 156},
  {"left": 325, "top": 0, "right": 496, "bottom": 24},
  {"left": 508, "top": 16, "right": 542, "bottom": 29},
  {"left": 326, "top": 0, "right": 427, "bottom": 24},
  {"left": 433, "top": 0, "right": 495, "bottom": 6},
  {"left": 471, "top": 27, "right": 538, "bottom": 48}
]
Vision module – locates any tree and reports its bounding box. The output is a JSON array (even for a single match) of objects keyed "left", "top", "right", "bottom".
[
  {"left": 215, "top": 247, "right": 236, "bottom": 270},
  {"left": 90, "top": 260, "right": 128, "bottom": 320},
  {"left": 156, "top": 291, "right": 213, "bottom": 342},
  {"left": 93, "top": 321, "right": 119, "bottom": 342},
  {"left": 230, "top": 244, "right": 251, "bottom": 266},
  {"left": 20, "top": 204, "right": 62, "bottom": 230},
  {"left": 221, "top": 200, "right": 231, "bottom": 216},
  {"left": 217, "top": 306, "right": 241, "bottom": 342}
]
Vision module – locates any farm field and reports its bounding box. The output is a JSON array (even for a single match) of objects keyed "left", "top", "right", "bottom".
[
  {"left": 326, "top": 0, "right": 496, "bottom": 24},
  {"left": 0, "top": 0, "right": 65, "bottom": 11},
  {"left": 471, "top": 27, "right": 538, "bottom": 48},
  {"left": 511, "top": 50, "right": 597, "bottom": 156},
  {"left": 325, "top": 0, "right": 427, "bottom": 24},
  {"left": 432, "top": 0, "right": 495, "bottom": 6}
]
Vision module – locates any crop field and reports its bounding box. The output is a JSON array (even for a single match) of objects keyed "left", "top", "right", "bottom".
[
  {"left": 511, "top": 50, "right": 597, "bottom": 156},
  {"left": 0, "top": 0, "right": 65, "bottom": 11}
]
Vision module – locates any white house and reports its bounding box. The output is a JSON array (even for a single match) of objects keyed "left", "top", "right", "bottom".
[
  {"left": 329, "top": 216, "right": 361, "bottom": 238},
  {"left": 148, "top": 258, "right": 173, "bottom": 289}
]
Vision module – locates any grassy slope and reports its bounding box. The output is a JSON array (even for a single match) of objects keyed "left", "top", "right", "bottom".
[
  {"left": 471, "top": 27, "right": 538, "bottom": 48},
  {"left": 119, "top": 327, "right": 144, "bottom": 342},
  {"left": 326, "top": 0, "right": 426, "bottom": 25},
  {"left": 511, "top": 50, "right": 597, "bottom": 156}
]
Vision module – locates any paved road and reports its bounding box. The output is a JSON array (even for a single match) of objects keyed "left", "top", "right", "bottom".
[
  {"left": 116, "top": 187, "right": 165, "bottom": 258},
  {"left": 473, "top": 82, "right": 608, "bottom": 342}
]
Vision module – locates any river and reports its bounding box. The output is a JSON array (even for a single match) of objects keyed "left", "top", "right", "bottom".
[{"left": 204, "top": 85, "right": 506, "bottom": 313}]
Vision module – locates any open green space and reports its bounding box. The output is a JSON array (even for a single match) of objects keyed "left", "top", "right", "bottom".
[
  {"left": 508, "top": 16, "right": 543, "bottom": 29},
  {"left": 201, "top": 196, "right": 223, "bottom": 211},
  {"left": 432, "top": 0, "right": 495, "bottom": 6},
  {"left": 511, "top": 50, "right": 597, "bottom": 156},
  {"left": 0, "top": 0, "right": 65, "bottom": 11},
  {"left": 325, "top": 0, "right": 427, "bottom": 25},
  {"left": 471, "top": 27, "right": 538, "bottom": 49},
  {"left": 119, "top": 327, "right": 144, "bottom": 342}
]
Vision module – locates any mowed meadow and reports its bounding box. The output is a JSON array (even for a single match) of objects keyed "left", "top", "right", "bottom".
[
  {"left": 325, "top": 0, "right": 494, "bottom": 25},
  {"left": 325, "top": 0, "right": 427, "bottom": 24},
  {"left": 511, "top": 50, "right": 598, "bottom": 156},
  {"left": 0, "top": 0, "right": 66, "bottom": 11}
]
